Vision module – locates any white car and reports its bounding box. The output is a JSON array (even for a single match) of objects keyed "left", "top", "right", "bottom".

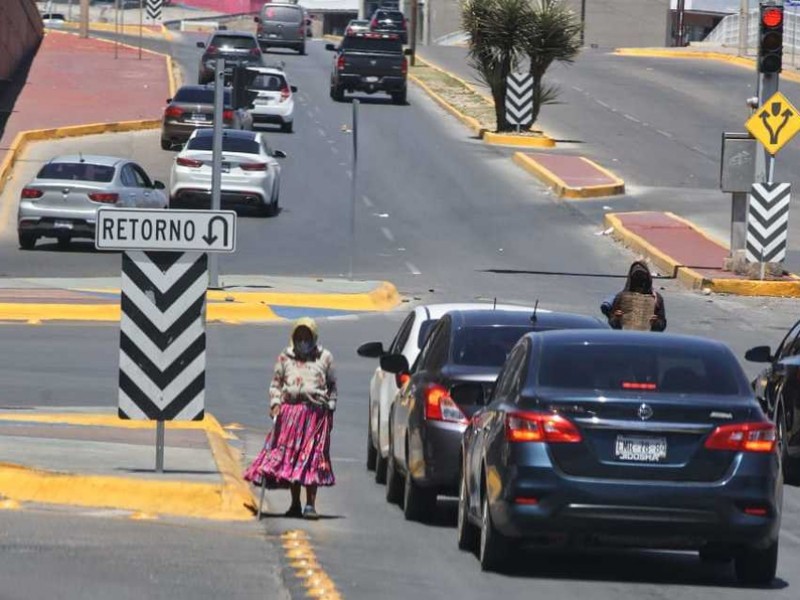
[
  {"left": 246, "top": 66, "right": 296, "bottom": 133},
  {"left": 358, "top": 302, "right": 545, "bottom": 483},
  {"left": 169, "top": 128, "right": 286, "bottom": 217}
]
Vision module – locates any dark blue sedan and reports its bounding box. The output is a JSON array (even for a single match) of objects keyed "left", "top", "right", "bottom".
[{"left": 458, "top": 330, "right": 782, "bottom": 586}]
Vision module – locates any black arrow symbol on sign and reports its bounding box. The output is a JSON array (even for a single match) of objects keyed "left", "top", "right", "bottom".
[
  {"left": 760, "top": 107, "right": 794, "bottom": 146},
  {"left": 202, "top": 216, "right": 229, "bottom": 247}
]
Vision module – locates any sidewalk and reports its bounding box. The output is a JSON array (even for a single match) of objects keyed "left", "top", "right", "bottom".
[{"left": 0, "top": 406, "right": 255, "bottom": 520}]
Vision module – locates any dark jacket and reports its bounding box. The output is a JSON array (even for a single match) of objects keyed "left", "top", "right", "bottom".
[{"left": 608, "top": 261, "right": 666, "bottom": 332}]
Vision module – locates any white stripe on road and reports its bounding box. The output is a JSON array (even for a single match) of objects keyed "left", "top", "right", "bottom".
[
  {"left": 317, "top": 127, "right": 327, "bottom": 137},
  {"left": 657, "top": 129, "right": 673, "bottom": 138},
  {"left": 346, "top": 170, "right": 353, "bottom": 180},
  {"left": 381, "top": 227, "right": 395, "bottom": 242},
  {"left": 362, "top": 196, "right": 374, "bottom": 208},
  {"left": 405, "top": 261, "right": 421, "bottom": 275},
  {"left": 595, "top": 100, "right": 611, "bottom": 109},
  {"left": 623, "top": 114, "right": 640, "bottom": 123},
  {"left": 331, "top": 146, "right": 339, "bottom": 154}
]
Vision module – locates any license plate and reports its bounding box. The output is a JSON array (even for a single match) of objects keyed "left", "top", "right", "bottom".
[
  {"left": 54, "top": 220, "right": 73, "bottom": 229},
  {"left": 191, "top": 113, "right": 208, "bottom": 121},
  {"left": 268, "top": 34, "right": 278, "bottom": 38},
  {"left": 614, "top": 435, "right": 667, "bottom": 463},
  {"left": 365, "top": 76, "right": 379, "bottom": 83},
  {"left": 254, "top": 98, "right": 272, "bottom": 105},
  {"left": 221, "top": 162, "right": 231, "bottom": 173}
]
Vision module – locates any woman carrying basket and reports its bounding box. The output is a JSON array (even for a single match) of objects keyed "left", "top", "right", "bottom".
[{"left": 244, "top": 317, "right": 337, "bottom": 520}]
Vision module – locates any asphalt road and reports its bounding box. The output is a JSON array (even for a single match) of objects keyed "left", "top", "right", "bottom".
[{"left": 1, "top": 30, "right": 800, "bottom": 600}]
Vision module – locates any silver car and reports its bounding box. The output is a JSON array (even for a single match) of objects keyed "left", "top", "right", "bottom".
[
  {"left": 169, "top": 129, "right": 286, "bottom": 216},
  {"left": 17, "top": 155, "right": 168, "bottom": 250}
]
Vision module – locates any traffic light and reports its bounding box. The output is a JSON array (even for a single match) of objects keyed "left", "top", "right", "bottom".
[{"left": 758, "top": 3, "right": 784, "bottom": 74}]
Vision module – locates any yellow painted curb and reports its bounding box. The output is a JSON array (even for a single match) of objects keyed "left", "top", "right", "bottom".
[
  {"left": 283, "top": 530, "right": 343, "bottom": 600},
  {"left": 513, "top": 152, "right": 625, "bottom": 199},
  {"left": 484, "top": 131, "right": 555, "bottom": 148},
  {"left": 407, "top": 73, "right": 484, "bottom": 136},
  {"left": 61, "top": 21, "right": 165, "bottom": 39},
  {"left": 605, "top": 212, "right": 800, "bottom": 297}
]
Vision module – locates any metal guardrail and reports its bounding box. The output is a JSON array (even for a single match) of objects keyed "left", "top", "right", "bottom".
[{"left": 705, "top": 7, "right": 800, "bottom": 64}]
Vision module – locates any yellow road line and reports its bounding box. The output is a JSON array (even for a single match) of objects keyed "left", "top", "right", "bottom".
[{"left": 282, "top": 530, "right": 343, "bottom": 599}]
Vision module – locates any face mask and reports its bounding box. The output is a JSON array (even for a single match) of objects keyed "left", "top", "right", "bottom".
[{"left": 295, "top": 341, "right": 313, "bottom": 356}]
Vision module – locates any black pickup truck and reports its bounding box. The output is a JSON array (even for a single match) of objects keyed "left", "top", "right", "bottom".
[{"left": 326, "top": 32, "right": 411, "bottom": 104}]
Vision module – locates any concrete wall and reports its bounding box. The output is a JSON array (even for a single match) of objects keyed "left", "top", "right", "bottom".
[{"left": 0, "top": 0, "right": 43, "bottom": 83}]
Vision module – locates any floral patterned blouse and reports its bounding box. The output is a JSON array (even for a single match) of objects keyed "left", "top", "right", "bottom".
[{"left": 269, "top": 346, "right": 338, "bottom": 411}]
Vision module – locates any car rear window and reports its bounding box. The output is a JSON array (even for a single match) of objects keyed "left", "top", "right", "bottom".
[
  {"left": 37, "top": 162, "right": 115, "bottom": 182},
  {"left": 210, "top": 35, "right": 257, "bottom": 49},
  {"left": 376, "top": 10, "right": 404, "bottom": 20},
  {"left": 263, "top": 6, "right": 302, "bottom": 22},
  {"left": 536, "top": 343, "right": 746, "bottom": 396},
  {"left": 251, "top": 74, "right": 286, "bottom": 91},
  {"left": 187, "top": 136, "right": 260, "bottom": 155},
  {"left": 342, "top": 36, "right": 403, "bottom": 53},
  {"left": 452, "top": 326, "right": 535, "bottom": 367},
  {"left": 417, "top": 319, "right": 436, "bottom": 349},
  {"left": 174, "top": 88, "right": 232, "bottom": 104}
]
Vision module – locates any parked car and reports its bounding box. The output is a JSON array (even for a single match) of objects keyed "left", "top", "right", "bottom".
[
  {"left": 197, "top": 31, "right": 263, "bottom": 85},
  {"left": 40, "top": 13, "right": 67, "bottom": 28},
  {"left": 160, "top": 84, "right": 252, "bottom": 150},
  {"left": 246, "top": 66, "right": 297, "bottom": 133},
  {"left": 254, "top": 3, "right": 308, "bottom": 55},
  {"left": 326, "top": 31, "right": 411, "bottom": 104},
  {"left": 345, "top": 19, "right": 371, "bottom": 36},
  {"left": 458, "top": 330, "right": 782, "bottom": 585},
  {"left": 17, "top": 155, "right": 167, "bottom": 250},
  {"left": 379, "top": 309, "right": 607, "bottom": 522},
  {"left": 358, "top": 303, "right": 546, "bottom": 484},
  {"left": 746, "top": 319, "right": 800, "bottom": 483},
  {"left": 369, "top": 8, "right": 408, "bottom": 44},
  {"left": 169, "top": 128, "right": 285, "bottom": 216}
]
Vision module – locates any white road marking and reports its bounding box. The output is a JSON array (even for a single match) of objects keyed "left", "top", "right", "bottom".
[
  {"left": 405, "top": 261, "right": 421, "bottom": 275},
  {"left": 362, "top": 195, "right": 374, "bottom": 208},
  {"left": 317, "top": 127, "right": 327, "bottom": 137},
  {"left": 572, "top": 86, "right": 584, "bottom": 93},
  {"left": 623, "top": 114, "right": 641, "bottom": 123},
  {"left": 346, "top": 169, "right": 353, "bottom": 179},
  {"left": 331, "top": 146, "right": 339, "bottom": 154},
  {"left": 595, "top": 100, "right": 611, "bottom": 109},
  {"left": 381, "top": 226, "right": 395, "bottom": 242},
  {"left": 657, "top": 129, "right": 673, "bottom": 138}
]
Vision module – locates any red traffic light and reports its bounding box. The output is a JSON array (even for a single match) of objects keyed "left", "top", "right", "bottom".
[{"left": 763, "top": 7, "right": 783, "bottom": 28}]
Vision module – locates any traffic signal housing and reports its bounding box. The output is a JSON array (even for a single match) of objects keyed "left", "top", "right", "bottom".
[{"left": 759, "top": 4, "right": 784, "bottom": 74}]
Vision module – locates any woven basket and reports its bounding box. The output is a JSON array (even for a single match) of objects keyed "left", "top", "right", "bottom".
[{"left": 618, "top": 292, "right": 656, "bottom": 331}]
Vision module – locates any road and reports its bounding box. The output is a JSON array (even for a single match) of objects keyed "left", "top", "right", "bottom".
[{"left": 0, "top": 28, "right": 799, "bottom": 599}]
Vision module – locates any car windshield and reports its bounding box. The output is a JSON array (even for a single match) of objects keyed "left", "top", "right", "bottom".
[
  {"left": 174, "top": 88, "right": 232, "bottom": 105},
  {"left": 263, "top": 6, "right": 302, "bottom": 22},
  {"left": 452, "top": 326, "right": 535, "bottom": 367},
  {"left": 187, "top": 136, "right": 260, "bottom": 154},
  {"left": 210, "top": 35, "right": 257, "bottom": 50},
  {"left": 376, "top": 11, "right": 404, "bottom": 21},
  {"left": 342, "top": 36, "right": 403, "bottom": 53},
  {"left": 251, "top": 74, "right": 286, "bottom": 91},
  {"left": 536, "top": 342, "right": 746, "bottom": 396},
  {"left": 37, "top": 162, "right": 115, "bottom": 182}
]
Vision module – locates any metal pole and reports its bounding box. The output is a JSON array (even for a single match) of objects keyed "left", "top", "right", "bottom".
[
  {"left": 349, "top": 99, "right": 359, "bottom": 281},
  {"left": 155, "top": 420, "right": 165, "bottom": 472},
  {"left": 209, "top": 58, "right": 225, "bottom": 289},
  {"left": 793, "top": 8, "right": 797, "bottom": 67},
  {"left": 79, "top": 0, "right": 90, "bottom": 38},
  {"left": 676, "top": 0, "right": 686, "bottom": 46},
  {"left": 68, "top": 0, "right": 75, "bottom": 23},
  {"left": 114, "top": 0, "right": 119, "bottom": 58},
  {"left": 139, "top": 0, "right": 143, "bottom": 60},
  {"left": 754, "top": 70, "right": 779, "bottom": 280},
  {"left": 739, "top": 0, "right": 749, "bottom": 56},
  {"left": 409, "top": 0, "right": 417, "bottom": 66},
  {"left": 580, "top": 0, "right": 586, "bottom": 46}
]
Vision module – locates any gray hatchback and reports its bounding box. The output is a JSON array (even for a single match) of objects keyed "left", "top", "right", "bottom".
[{"left": 255, "top": 3, "right": 308, "bottom": 55}]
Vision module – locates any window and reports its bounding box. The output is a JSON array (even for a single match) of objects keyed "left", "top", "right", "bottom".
[
  {"left": 419, "top": 320, "right": 450, "bottom": 372},
  {"left": 451, "top": 326, "right": 535, "bottom": 368},
  {"left": 341, "top": 37, "right": 402, "bottom": 53},
  {"left": 187, "top": 136, "right": 260, "bottom": 155},
  {"left": 130, "top": 165, "right": 152, "bottom": 188},
  {"left": 174, "top": 88, "right": 232, "bottom": 105},
  {"left": 776, "top": 320, "right": 800, "bottom": 360},
  {"left": 251, "top": 74, "right": 286, "bottom": 91},
  {"left": 416, "top": 319, "right": 436, "bottom": 349},
  {"left": 210, "top": 35, "right": 257, "bottom": 50},
  {"left": 263, "top": 6, "right": 302, "bottom": 22},
  {"left": 38, "top": 162, "right": 115, "bottom": 183},
  {"left": 120, "top": 165, "right": 136, "bottom": 187},
  {"left": 494, "top": 343, "right": 527, "bottom": 402},
  {"left": 389, "top": 313, "right": 415, "bottom": 355}
]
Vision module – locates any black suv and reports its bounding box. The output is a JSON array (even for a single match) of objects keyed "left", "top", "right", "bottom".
[
  {"left": 197, "top": 31, "right": 263, "bottom": 84},
  {"left": 369, "top": 9, "right": 408, "bottom": 44},
  {"left": 746, "top": 319, "right": 800, "bottom": 483}
]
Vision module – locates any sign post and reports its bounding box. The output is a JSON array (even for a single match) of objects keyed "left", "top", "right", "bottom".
[
  {"left": 209, "top": 57, "right": 225, "bottom": 289},
  {"left": 505, "top": 72, "right": 534, "bottom": 132},
  {"left": 349, "top": 99, "right": 359, "bottom": 280}
]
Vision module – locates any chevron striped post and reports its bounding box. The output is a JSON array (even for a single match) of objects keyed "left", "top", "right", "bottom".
[
  {"left": 505, "top": 72, "right": 534, "bottom": 132},
  {"left": 746, "top": 182, "right": 790, "bottom": 278},
  {"left": 147, "top": 0, "right": 163, "bottom": 22}
]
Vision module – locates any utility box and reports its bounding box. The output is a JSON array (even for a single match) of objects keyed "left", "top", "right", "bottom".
[{"left": 720, "top": 132, "right": 757, "bottom": 193}]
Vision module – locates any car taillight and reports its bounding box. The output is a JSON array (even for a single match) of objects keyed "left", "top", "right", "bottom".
[
  {"left": 223, "top": 109, "right": 234, "bottom": 121},
  {"left": 164, "top": 106, "right": 183, "bottom": 119},
  {"left": 370, "top": 18, "right": 378, "bottom": 29},
  {"left": 176, "top": 157, "right": 203, "bottom": 168},
  {"left": 240, "top": 162, "right": 267, "bottom": 171},
  {"left": 21, "top": 187, "right": 43, "bottom": 199},
  {"left": 505, "top": 412, "right": 582, "bottom": 443},
  {"left": 206, "top": 45, "right": 218, "bottom": 55},
  {"left": 704, "top": 422, "right": 777, "bottom": 453},
  {"left": 337, "top": 55, "right": 346, "bottom": 71},
  {"left": 424, "top": 384, "right": 467, "bottom": 424},
  {"left": 88, "top": 192, "right": 119, "bottom": 204},
  {"left": 249, "top": 47, "right": 261, "bottom": 57},
  {"left": 280, "top": 85, "right": 290, "bottom": 102},
  {"left": 401, "top": 57, "right": 408, "bottom": 75}
]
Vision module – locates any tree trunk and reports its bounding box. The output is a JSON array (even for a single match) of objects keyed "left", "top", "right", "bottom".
[
  {"left": 493, "top": 57, "right": 513, "bottom": 132},
  {"left": 530, "top": 73, "right": 543, "bottom": 126}
]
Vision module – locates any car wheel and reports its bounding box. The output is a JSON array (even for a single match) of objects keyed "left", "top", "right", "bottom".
[
  {"left": 699, "top": 544, "right": 734, "bottom": 563},
  {"left": 366, "top": 419, "right": 377, "bottom": 471},
  {"left": 299, "top": 45, "right": 306, "bottom": 56},
  {"left": 479, "top": 490, "right": 509, "bottom": 572},
  {"left": 280, "top": 121, "right": 293, "bottom": 133},
  {"left": 332, "top": 85, "right": 345, "bottom": 102},
  {"left": 160, "top": 138, "right": 172, "bottom": 151},
  {"left": 457, "top": 469, "right": 479, "bottom": 552},
  {"left": 18, "top": 232, "right": 36, "bottom": 250},
  {"left": 391, "top": 89, "right": 407, "bottom": 105},
  {"left": 375, "top": 448, "right": 388, "bottom": 484},
  {"left": 403, "top": 469, "right": 436, "bottom": 522},
  {"left": 734, "top": 540, "right": 778, "bottom": 586},
  {"left": 385, "top": 444, "right": 403, "bottom": 504}
]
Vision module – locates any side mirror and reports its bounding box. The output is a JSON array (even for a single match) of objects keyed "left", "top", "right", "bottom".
[
  {"left": 153, "top": 180, "right": 166, "bottom": 190},
  {"left": 166, "top": 98, "right": 172, "bottom": 104},
  {"left": 745, "top": 346, "right": 773, "bottom": 363},
  {"left": 273, "top": 150, "right": 287, "bottom": 158},
  {"left": 325, "top": 43, "right": 336, "bottom": 51},
  {"left": 196, "top": 41, "right": 206, "bottom": 48},
  {"left": 404, "top": 48, "right": 414, "bottom": 56},
  {"left": 450, "top": 382, "right": 485, "bottom": 406},
  {"left": 290, "top": 85, "right": 298, "bottom": 93},
  {"left": 254, "top": 16, "right": 261, "bottom": 23},
  {"left": 380, "top": 354, "right": 409, "bottom": 375},
  {"left": 357, "top": 341, "right": 385, "bottom": 358}
]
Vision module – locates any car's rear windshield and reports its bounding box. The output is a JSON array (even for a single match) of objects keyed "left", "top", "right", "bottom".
[
  {"left": 210, "top": 35, "right": 257, "bottom": 49},
  {"left": 174, "top": 88, "right": 232, "bottom": 104},
  {"left": 37, "top": 162, "right": 115, "bottom": 182},
  {"left": 452, "top": 326, "right": 535, "bottom": 367},
  {"left": 376, "top": 10, "right": 404, "bottom": 20},
  {"left": 187, "top": 136, "right": 260, "bottom": 154},
  {"left": 262, "top": 6, "right": 302, "bottom": 22},
  {"left": 250, "top": 74, "right": 286, "bottom": 91},
  {"left": 536, "top": 342, "right": 747, "bottom": 396},
  {"left": 342, "top": 36, "right": 402, "bottom": 53}
]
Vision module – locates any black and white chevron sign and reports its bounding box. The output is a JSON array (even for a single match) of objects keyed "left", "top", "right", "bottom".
[
  {"left": 506, "top": 72, "right": 534, "bottom": 127},
  {"left": 746, "top": 182, "right": 791, "bottom": 263},
  {"left": 119, "top": 251, "right": 207, "bottom": 421},
  {"left": 146, "top": 0, "right": 163, "bottom": 21}
]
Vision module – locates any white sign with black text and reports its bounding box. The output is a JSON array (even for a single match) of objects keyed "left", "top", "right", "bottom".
[{"left": 95, "top": 208, "right": 237, "bottom": 253}]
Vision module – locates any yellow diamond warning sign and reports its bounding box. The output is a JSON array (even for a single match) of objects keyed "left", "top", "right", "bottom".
[{"left": 745, "top": 91, "right": 800, "bottom": 155}]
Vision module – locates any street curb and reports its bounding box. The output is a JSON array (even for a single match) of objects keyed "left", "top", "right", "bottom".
[
  {"left": 483, "top": 131, "right": 555, "bottom": 148},
  {"left": 604, "top": 211, "right": 800, "bottom": 297},
  {"left": 513, "top": 152, "right": 625, "bottom": 199},
  {"left": 613, "top": 47, "right": 800, "bottom": 85},
  {"left": 407, "top": 73, "right": 484, "bottom": 136},
  {"left": 61, "top": 21, "right": 165, "bottom": 39},
  {"left": 0, "top": 412, "right": 255, "bottom": 520}
]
